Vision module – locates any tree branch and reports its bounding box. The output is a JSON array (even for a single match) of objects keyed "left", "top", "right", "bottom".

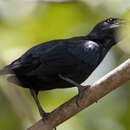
[{"left": 27, "top": 58, "right": 130, "bottom": 130}]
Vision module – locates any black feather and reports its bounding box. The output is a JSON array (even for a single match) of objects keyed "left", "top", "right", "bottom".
[{"left": 0, "top": 17, "right": 125, "bottom": 118}]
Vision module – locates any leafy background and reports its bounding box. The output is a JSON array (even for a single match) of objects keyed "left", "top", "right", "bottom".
[{"left": 0, "top": 0, "right": 130, "bottom": 130}]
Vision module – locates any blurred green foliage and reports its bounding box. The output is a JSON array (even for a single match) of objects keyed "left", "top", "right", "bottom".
[{"left": 0, "top": 0, "right": 129, "bottom": 130}]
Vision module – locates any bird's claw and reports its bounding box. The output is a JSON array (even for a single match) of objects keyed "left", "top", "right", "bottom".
[
  {"left": 40, "top": 110, "right": 49, "bottom": 120},
  {"left": 76, "top": 85, "right": 90, "bottom": 107},
  {"left": 40, "top": 111, "right": 56, "bottom": 130}
]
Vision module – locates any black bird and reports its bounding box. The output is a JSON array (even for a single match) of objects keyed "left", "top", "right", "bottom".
[{"left": 0, "top": 17, "right": 125, "bottom": 118}]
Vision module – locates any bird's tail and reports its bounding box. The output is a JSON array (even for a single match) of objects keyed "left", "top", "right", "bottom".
[{"left": 0, "top": 65, "right": 13, "bottom": 76}]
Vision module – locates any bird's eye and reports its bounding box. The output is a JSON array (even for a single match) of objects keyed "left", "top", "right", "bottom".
[{"left": 106, "top": 18, "right": 115, "bottom": 24}]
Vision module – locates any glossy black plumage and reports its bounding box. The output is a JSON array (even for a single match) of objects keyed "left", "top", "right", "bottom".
[
  {"left": 0, "top": 17, "right": 125, "bottom": 118},
  {"left": 7, "top": 39, "right": 106, "bottom": 90}
]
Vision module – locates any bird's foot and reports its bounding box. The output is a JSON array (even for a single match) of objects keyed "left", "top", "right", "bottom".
[
  {"left": 40, "top": 110, "right": 56, "bottom": 130},
  {"left": 76, "top": 85, "right": 91, "bottom": 107},
  {"left": 40, "top": 109, "right": 49, "bottom": 121},
  {"left": 76, "top": 85, "right": 98, "bottom": 106}
]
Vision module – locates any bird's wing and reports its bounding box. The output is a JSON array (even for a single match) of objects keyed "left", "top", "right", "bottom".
[
  {"left": 9, "top": 40, "right": 57, "bottom": 73},
  {"left": 9, "top": 40, "right": 80, "bottom": 76},
  {"left": 32, "top": 42, "right": 81, "bottom": 76},
  {"left": 9, "top": 53, "right": 41, "bottom": 74},
  {"left": 32, "top": 39, "right": 102, "bottom": 76}
]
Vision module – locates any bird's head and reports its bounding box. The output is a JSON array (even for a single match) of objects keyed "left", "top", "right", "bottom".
[{"left": 88, "top": 17, "right": 126, "bottom": 48}]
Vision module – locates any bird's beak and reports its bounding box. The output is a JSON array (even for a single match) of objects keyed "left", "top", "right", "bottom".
[
  {"left": 109, "top": 19, "right": 127, "bottom": 29},
  {"left": 118, "top": 19, "right": 127, "bottom": 24}
]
